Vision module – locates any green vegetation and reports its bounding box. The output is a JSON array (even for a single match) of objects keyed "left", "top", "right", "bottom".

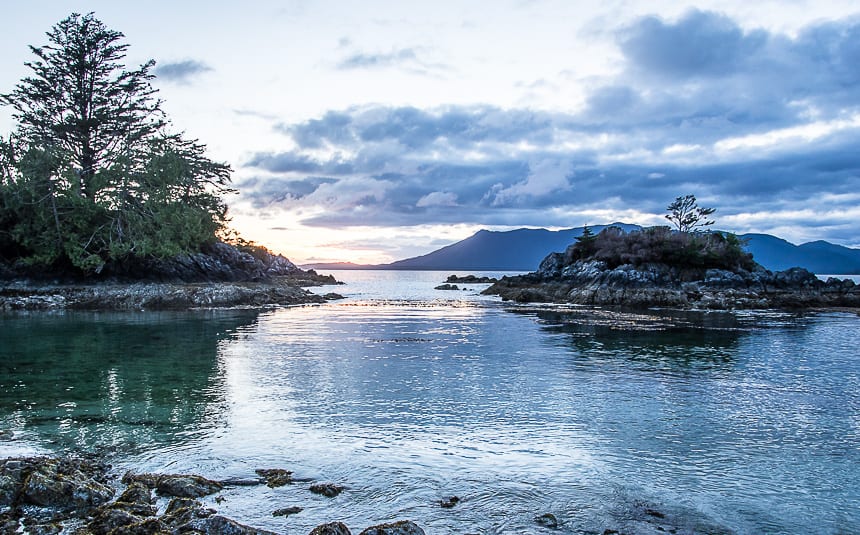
[
  {"left": 0, "top": 13, "right": 233, "bottom": 274},
  {"left": 567, "top": 225, "right": 755, "bottom": 271}
]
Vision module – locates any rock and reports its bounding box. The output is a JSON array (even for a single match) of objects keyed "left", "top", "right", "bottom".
[
  {"left": 445, "top": 275, "right": 498, "bottom": 283},
  {"left": 644, "top": 508, "right": 666, "bottom": 519},
  {"left": 0, "top": 473, "right": 18, "bottom": 506},
  {"left": 182, "top": 514, "right": 280, "bottom": 535},
  {"left": 273, "top": 506, "right": 303, "bottom": 517},
  {"left": 310, "top": 521, "right": 352, "bottom": 535},
  {"left": 0, "top": 512, "right": 18, "bottom": 533},
  {"left": 20, "top": 521, "right": 63, "bottom": 535},
  {"left": 160, "top": 497, "right": 215, "bottom": 528},
  {"left": 107, "top": 517, "right": 167, "bottom": 534},
  {"left": 255, "top": 468, "right": 293, "bottom": 487},
  {"left": 535, "top": 512, "right": 559, "bottom": 528},
  {"left": 439, "top": 495, "right": 460, "bottom": 508},
  {"left": 122, "top": 472, "right": 223, "bottom": 498},
  {"left": 20, "top": 457, "right": 114, "bottom": 509},
  {"left": 87, "top": 508, "right": 148, "bottom": 534},
  {"left": 484, "top": 257, "right": 860, "bottom": 310},
  {"left": 116, "top": 481, "right": 154, "bottom": 506},
  {"left": 434, "top": 284, "right": 460, "bottom": 290},
  {"left": 358, "top": 520, "right": 426, "bottom": 535},
  {"left": 309, "top": 482, "right": 344, "bottom": 497}
]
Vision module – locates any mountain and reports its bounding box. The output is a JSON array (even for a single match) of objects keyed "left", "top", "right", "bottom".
[
  {"left": 382, "top": 224, "right": 641, "bottom": 271},
  {"left": 302, "top": 224, "right": 640, "bottom": 272},
  {"left": 303, "top": 224, "right": 860, "bottom": 274},
  {"left": 301, "top": 261, "right": 376, "bottom": 271},
  {"left": 742, "top": 234, "right": 860, "bottom": 274}
]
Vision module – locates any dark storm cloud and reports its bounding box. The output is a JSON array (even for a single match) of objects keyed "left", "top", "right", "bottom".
[
  {"left": 154, "top": 59, "right": 213, "bottom": 84},
  {"left": 237, "top": 11, "right": 860, "bottom": 245}
]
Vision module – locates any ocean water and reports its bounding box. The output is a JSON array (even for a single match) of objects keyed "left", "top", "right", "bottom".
[{"left": 1, "top": 270, "right": 858, "bottom": 534}]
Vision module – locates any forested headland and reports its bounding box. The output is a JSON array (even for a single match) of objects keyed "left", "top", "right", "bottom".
[{"left": 0, "top": 13, "right": 288, "bottom": 283}]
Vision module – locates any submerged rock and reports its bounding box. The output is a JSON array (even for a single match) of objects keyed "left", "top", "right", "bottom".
[
  {"left": 310, "top": 521, "right": 352, "bottom": 535},
  {"left": 273, "top": 506, "right": 303, "bottom": 517},
  {"left": 535, "top": 512, "right": 559, "bottom": 528},
  {"left": 255, "top": 468, "right": 293, "bottom": 488},
  {"left": 358, "top": 520, "right": 426, "bottom": 535},
  {"left": 309, "top": 482, "right": 344, "bottom": 498},
  {"left": 439, "top": 496, "right": 460, "bottom": 508}
]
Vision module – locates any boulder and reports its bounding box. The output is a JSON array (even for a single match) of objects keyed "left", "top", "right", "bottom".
[
  {"left": 358, "top": 520, "right": 426, "bottom": 535},
  {"left": 309, "top": 482, "right": 344, "bottom": 497},
  {"left": 310, "top": 522, "right": 352, "bottom": 535},
  {"left": 19, "top": 457, "right": 114, "bottom": 509},
  {"left": 182, "top": 514, "right": 280, "bottom": 535}
]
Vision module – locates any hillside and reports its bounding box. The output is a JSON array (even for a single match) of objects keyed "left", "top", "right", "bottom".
[
  {"left": 303, "top": 225, "right": 860, "bottom": 274},
  {"left": 743, "top": 234, "right": 860, "bottom": 274}
]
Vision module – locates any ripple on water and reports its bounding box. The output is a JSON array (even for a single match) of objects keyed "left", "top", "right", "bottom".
[{"left": 1, "top": 286, "right": 859, "bottom": 533}]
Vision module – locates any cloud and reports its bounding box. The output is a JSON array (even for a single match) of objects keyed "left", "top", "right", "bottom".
[
  {"left": 489, "top": 159, "right": 574, "bottom": 207},
  {"left": 416, "top": 191, "right": 458, "bottom": 207},
  {"left": 235, "top": 12, "right": 860, "bottom": 246},
  {"left": 335, "top": 47, "right": 450, "bottom": 76},
  {"left": 337, "top": 48, "right": 419, "bottom": 69},
  {"left": 154, "top": 59, "right": 213, "bottom": 84},
  {"left": 619, "top": 10, "right": 766, "bottom": 78}
]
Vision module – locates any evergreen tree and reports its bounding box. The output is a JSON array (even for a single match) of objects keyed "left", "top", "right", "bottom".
[{"left": 0, "top": 13, "right": 233, "bottom": 273}]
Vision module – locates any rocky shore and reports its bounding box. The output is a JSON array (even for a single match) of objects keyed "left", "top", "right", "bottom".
[
  {"left": 0, "top": 455, "right": 708, "bottom": 535},
  {"left": 0, "top": 241, "right": 343, "bottom": 311},
  {"left": 484, "top": 256, "right": 860, "bottom": 309},
  {"left": 0, "top": 456, "right": 426, "bottom": 534}
]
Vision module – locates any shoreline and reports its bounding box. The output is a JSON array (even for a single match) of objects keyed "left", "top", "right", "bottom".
[
  {"left": 483, "top": 262, "right": 860, "bottom": 310},
  {"left": 0, "top": 453, "right": 718, "bottom": 535},
  {"left": 0, "top": 277, "right": 343, "bottom": 312}
]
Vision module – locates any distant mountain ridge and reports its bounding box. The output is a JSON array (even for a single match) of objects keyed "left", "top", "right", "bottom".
[{"left": 302, "top": 224, "right": 860, "bottom": 274}]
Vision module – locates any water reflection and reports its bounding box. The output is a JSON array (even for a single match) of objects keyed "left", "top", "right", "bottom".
[
  {"left": 504, "top": 306, "right": 810, "bottom": 376},
  {"left": 0, "top": 310, "right": 260, "bottom": 455}
]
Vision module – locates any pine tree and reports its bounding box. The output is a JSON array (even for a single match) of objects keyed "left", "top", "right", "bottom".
[{"left": 0, "top": 13, "right": 233, "bottom": 273}]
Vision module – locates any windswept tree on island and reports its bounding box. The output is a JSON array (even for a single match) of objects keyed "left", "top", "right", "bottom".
[
  {"left": 665, "top": 194, "right": 715, "bottom": 232},
  {"left": 0, "top": 12, "right": 233, "bottom": 272}
]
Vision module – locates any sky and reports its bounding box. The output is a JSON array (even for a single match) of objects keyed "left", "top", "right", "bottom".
[{"left": 2, "top": 1, "right": 859, "bottom": 264}]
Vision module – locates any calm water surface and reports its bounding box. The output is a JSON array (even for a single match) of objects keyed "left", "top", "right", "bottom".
[{"left": 1, "top": 270, "right": 858, "bottom": 534}]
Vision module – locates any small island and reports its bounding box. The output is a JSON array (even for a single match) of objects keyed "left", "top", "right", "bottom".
[{"left": 484, "top": 223, "right": 859, "bottom": 310}]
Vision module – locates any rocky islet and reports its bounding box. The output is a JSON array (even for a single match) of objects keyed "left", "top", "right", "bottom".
[{"left": 485, "top": 256, "right": 860, "bottom": 309}]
